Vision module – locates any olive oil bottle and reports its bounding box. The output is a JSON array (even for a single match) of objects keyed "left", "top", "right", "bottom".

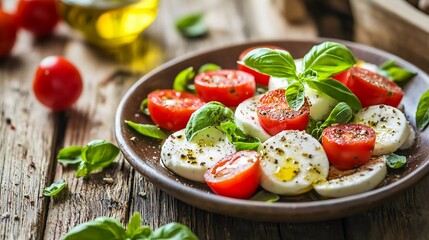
[{"left": 58, "top": 0, "right": 158, "bottom": 48}]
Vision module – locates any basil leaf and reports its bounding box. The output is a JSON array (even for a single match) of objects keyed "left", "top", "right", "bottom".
[
  {"left": 125, "top": 213, "right": 151, "bottom": 239},
  {"left": 306, "top": 79, "right": 362, "bottom": 112},
  {"left": 285, "top": 81, "right": 305, "bottom": 110},
  {"left": 198, "top": 63, "right": 221, "bottom": 73},
  {"left": 139, "top": 98, "right": 150, "bottom": 116},
  {"left": 175, "top": 13, "right": 207, "bottom": 38},
  {"left": 151, "top": 222, "right": 198, "bottom": 240},
  {"left": 63, "top": 217, "right": 126, "bottom": 240},
  {"left": 76, "top": 140, "right": 120, "bottom": 178},
  {"left": 250, "top": 190, "right": 280, "bottom": 203},
  {"left": 185, "top": 102, "right": 234, "bottom": 141},
  {"left": 125, "top": 120, "right": 166, "bottom": 140},
  {"left": 386, "top": 153, "right": 407, "bottom": 169},
  {"left": 57, "top": 146, "right": 83, "bottom": 165},
  {"left": 43, "top": 179, "right": 67, "bottom": 197},
  {"left": 302, "top": 41, "right": 356, "bottom": 80},
  {"left": 173, "top": 67, "right": 195, "bottom": 93},
  {"left": 385, "top": 67, "right": 416, "bottom": 86},
  {"left": 321, "top": 102, "right": 353, "bottom": 128},
  {"left": 219, "top": 121, "right": 260, "bottom": 150},
  {"left": 242, "top": 48, "right": 298, "bottom": 79},
  {"left": 379, "top": 60, "right": 396, "bottom": 70},
  {"left": 416, "top": 89, "right": 429, "bottom": 131}
]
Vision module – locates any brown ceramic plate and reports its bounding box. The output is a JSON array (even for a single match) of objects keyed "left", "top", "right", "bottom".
[{"left": 115, "top": 39, "right": 429, "bottom": 222}]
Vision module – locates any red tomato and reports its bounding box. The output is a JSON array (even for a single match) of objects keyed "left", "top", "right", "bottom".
[
  {"left": 322, "top": 124, "right": 376, "bottom": 170},
  {"left": 204, "top": 150, "right": 261, "bottom": 199},
  {"left": 147, "top": 90, "right": 205, "bottom": 131},
  {"left": 345, "top": 67, "right": 404, "bottom": 107},
  {"left": 16, "top": 0, "right": 60, "bottom": 37},
  {"left": 194, "top": 70, "right": 255, "bottom": 107},
  {"left": 333, "top": 69, "right": 350, "bottom": 85},
  {"left": 0, "top": 10, "right": 18, "bottom": 58},
  {"left": 33, "top": 56, "right": 83, "bottom": 111},
  {"left": 256, "top": 89, "right": 310, "bottom": 135},
  {"left": 237, "top": 45, "right": 283, "bottom": 86}
]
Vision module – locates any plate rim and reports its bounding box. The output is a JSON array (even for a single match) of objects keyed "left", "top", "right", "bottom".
[{"left": 115, "top": 38, "right": 429, "bottom": 222}]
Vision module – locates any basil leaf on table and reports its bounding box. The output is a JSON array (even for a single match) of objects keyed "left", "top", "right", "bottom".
[
  {"left": 302, "top": 41, "right": 356, "bottom": 80},
  {"left": 416, "top": 89, "right": 429, "bottom": 131},
  {"left": 173, "top": 67, "right": 196, "bottom": 93},
  {"left": 139, "top": 98, "right": 150, "bottom": 116},
  {"left": 63, "top": 217, "right": 126, "bottom": 240},
  {"left": 76, "top": 140, "right": 120, "bottom": 178},
  {"left": 250, "top": 190, "right": 280, "bottom": 203},
  {"left": 175, "top": 13, "right": 207, "bottom": 38},
  {"left": 43, "top": 179, "right": 67, "bottom": 197},
  {"left": 57, "top": 146, "right": 83, "bottom": 165},
  {"left": 125, "top": 120, "right": 166, "bottom": 140},
  {"left": 185, "top": 101, "right": 234, "bottom": 141},
  {"left": 125, "top": 213, "right": 152, "bottom": 239},
  {"left": 285, "top": 81, "right": 305, "bottom": 110},
  {"left": 198, "top": 63, "right": 221, "bottom": 73},
  {"left": 151, "top": 222, "right": 198, "bottom": 240},
  {"left": 306, "top": 79, "right": 362, "bottom": 112},
  {"left": 386, "top": 153, "right": 407, "bottom": 169},
  {"left": 380, "top": 60, "right": 416, "bottom": 87},
  {"left": 242, "top": 48, "right": 298, "bottom": 80},
  {"left": 219, "top": 121, "right": 260, "bottom": 150}
]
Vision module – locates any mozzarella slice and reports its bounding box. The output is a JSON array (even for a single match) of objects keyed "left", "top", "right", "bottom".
[
  {"left": 161, "top": 126, "right": 236, "bottom": 182},
  {"left": 235, "top": 95, "right": 271, "bottom": 142},
  {"left": 258, "top": 130, "right": 329, "bottom": 195},
  {"left": 354, "top": 105, "right": 410, "bottom": 155},
  {"left": 399, "top": 123, "right": 415, "bottom": 150},
  {"left": 314, "top": 155, "right": 387, "bottom": 198}
]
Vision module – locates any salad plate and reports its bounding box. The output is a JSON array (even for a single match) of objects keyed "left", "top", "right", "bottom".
[{"left": 115, "top": 39, "right": 429, "bottom": 222}]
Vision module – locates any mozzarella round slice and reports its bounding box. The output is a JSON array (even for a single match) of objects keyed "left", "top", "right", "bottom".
[
  {"left": 354, "top": 105, "right": 410, "bottom": 155},
  {"left": 161, "top": 126, "right": 236, "bottom": 182},
  {"left": 258, "top": 130, "right": 329, "bottom": 195},
  {"left": 399, "top": 123, "right": 415, "bottom": 150},
  {"left": 235, "top": 95, "right": 271, "bottom": 142},
  {"left": 314, "top": 155, "right": 387, "bottom": 198}
]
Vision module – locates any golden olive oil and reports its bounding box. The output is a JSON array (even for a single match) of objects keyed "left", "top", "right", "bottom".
[{"left": 59, "top": 0, "right": 158, "bottom": 48}]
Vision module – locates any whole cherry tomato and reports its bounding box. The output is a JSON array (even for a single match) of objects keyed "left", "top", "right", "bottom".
[
  {"left": 0, "top": 10, "right": 18, "bottom": 58},
  {"left": 322, "top": 123, "right": 376, "bottom": 170},
  {"left": 204, "top": 150, "right": 261, "bottom": 199},
  {"left": 147, "top": 89, "right": 205, "bottom": 131},
  {"left": 33, "top": 56, "right": 83, "bottom": 111},
  {"left": 16, "top": 0, "right": 60, "bottom": 37},
  {"left": 256, "top": 89, "right": 310, "bottom": 135},
  {"left": 194, "top": 69, "right": 255, "bottom": 107}
]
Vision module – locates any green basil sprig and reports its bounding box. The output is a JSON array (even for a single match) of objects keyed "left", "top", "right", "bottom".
[
  {"left": 380, "top": 60, "right": 417, "bottom": 87},
  {"left": 386, "top": 153, "right": 407, "bottom": 169},
  {"left": 63, "top": 212, "right": 198, "bottom": 240},
  {"left": 198, "top": 63, "right": 221, "bottom": 73},
  {"left": 125, "top": 120, "right": 166, "bottom": 140},
  {"left": 43, "top": 179, "right": 67, "bottom": 197},
  {"left": 185, "top": 101, "right": 234, "bottom": 141},
  {"left": 242, "top": 41, "right": 360, "bottom": 111},
  {"left": 306, "top": 102, "right": 353, "bottom": 140},
  {"left": 416, "top": 89, "right": 429, "bottom": 131},
  {"left": 139, "top": 98, "right": 150, "bottom": 116},
  {"left": 250, "top": 190, "right": 280, "bottom": 203},
  {"left": 57, "top": 140, "right": 120, "bottom": 177},
  {"left": 219, "top": 121, "right": 261, "bottom": 150},
  {"left": 175, "top": 13, "right": 207, "bottom": 38}
]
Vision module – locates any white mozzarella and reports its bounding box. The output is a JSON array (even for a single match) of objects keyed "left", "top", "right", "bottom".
[
  {"left": 399, "top": 123, "right": 415, "bottom": 150},
  {"left": 314, "top": 155, "right": 387, "bottom": 198},
  {"left": 161, "top": 127, "right": 236, "bottom": 182},
  {"left": 356, "top": 60, "right": 379, "bottom": 73},
  {"left": 258, "top": 130, "right": 330, "bottom": 195},
  {"left": 354, "top": 105, "right": 410, "bottom": 155},
  {"left": 234, "top": 95, "right": 271, "bottom": 142}
]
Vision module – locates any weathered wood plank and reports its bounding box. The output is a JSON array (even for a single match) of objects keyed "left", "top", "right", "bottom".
[{"left": 0, "top": 31, "right": 66, "bottom": 239}]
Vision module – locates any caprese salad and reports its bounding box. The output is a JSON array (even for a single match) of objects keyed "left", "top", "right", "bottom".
[{"left": 125, "top": 41, "right": 426, "bottom": 201}]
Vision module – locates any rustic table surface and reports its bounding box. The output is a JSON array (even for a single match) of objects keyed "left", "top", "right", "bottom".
[{"left": 1, "top": 0, "right": 429, "bottom": 239}]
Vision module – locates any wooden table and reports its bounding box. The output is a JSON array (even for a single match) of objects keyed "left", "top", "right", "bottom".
[{"left": 1, "top": 0, "right": 429, "bottom": 239}]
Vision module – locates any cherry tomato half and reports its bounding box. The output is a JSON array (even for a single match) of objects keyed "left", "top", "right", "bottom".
[
  {"left": 333, "top": 69, "right": 350, "bottom": 86},
  {"left": 0, "top": 10, "right": 18, "bottom": 58},
  {"left": 16, "top": 0, "right": 60, "bottom": 37},
  {"left": 256, "top": 89, "right": 310, "bottom": 135},
  {"left": 237, "top": 45, "right": 283, "bottom": 86},
  {"left": 147, "top": 90, "right": 205, "bottom": 131},
  {"left": 322, "top": 124, "right": 376, "bottom": 170},
  {"left": 345, "top": 67, "right": 404, "bottom": 108},
  {"left": 194, "top": 69, "right": 255, "bottom": 107},
  {"left": 204, "top": 150, "right": 261, "bottom": 199},
  {"left": 33, "top": 56, "right": 83, "bottom": 111}
]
